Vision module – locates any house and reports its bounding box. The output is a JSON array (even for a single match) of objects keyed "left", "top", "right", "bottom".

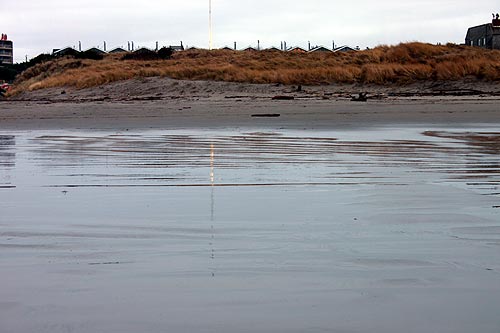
[
  {"left": 333, "top": 45, "right": 358, "bottom": 53},
  {"left": 85, "top": 47, "right": 106, "bottom": 55},
  {"left": 465, "top": 15, "right": 500, "bottom": 49},
  {"left": 243, "top": 46, "right": 258, "bottom": 52},
  {"left": 78, "top": 47, "right": 106, "bottom": 60},
  {"left": 287, "top": 46, "right": 307, "bottom": 53},
  {"left": 169, "top": 42, "right": 184, "bottom": 52},
  {"left": 122, "top": 47, "right": 160, "bottom": 60},
  {"left": 0, "top": 33, "right": 13, "bottom": 64},
  {"left": 53, "top": 47, "right": 80, "bottom": 57},
  {"left": 220, "top": 46, "right": 234, "bottom": 51},
  {"left": 132, "top": 47, "right": 157, "bottom": 55},
  {"left": 288, "top": 46, "right": 307, "bottom": 53},
  {"left": 264, "top": 46, "right": 282, "bottom": 52},
  {"left": 108, "top": 47, "right": 127, "bottom": 54},
  {"left": 309, "top": 46, "right": 332, "bottom": 53}
]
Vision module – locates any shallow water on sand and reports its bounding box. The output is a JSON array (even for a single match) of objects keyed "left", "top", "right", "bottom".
[{"left": 1, "top": 127, "right": 500, "bottom": 333}]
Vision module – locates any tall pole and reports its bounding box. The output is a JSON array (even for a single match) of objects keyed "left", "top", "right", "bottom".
[{"left": 209, "top": 0, "right": 213, "bottom": 50}]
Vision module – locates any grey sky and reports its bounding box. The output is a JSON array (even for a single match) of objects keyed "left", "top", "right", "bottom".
[{"left": 2, "top": 0, "right": 499, "bottom": 62}]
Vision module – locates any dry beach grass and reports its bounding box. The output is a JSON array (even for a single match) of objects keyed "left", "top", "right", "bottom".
[{"left": 8, "top": 42, "right": 500, "bottom": 95}]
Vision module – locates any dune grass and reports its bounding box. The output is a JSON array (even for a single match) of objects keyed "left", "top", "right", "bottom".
[{"left": 10, "top": 42, "right": 500, "bottom": 94}]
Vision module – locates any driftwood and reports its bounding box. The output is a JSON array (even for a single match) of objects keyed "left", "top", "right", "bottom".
[
  {"left": 387, "top": 89, "right": 490, "bottom": 97},
  {"left": 251, "top": 113, "right": 281, "bottom": 118},
  {"left": 351, "top": 92, "right": 368, "bottom": 102}
]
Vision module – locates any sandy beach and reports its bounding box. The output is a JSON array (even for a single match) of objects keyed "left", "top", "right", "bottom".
[
  {"left": 1, "top": 80, "right": 500, "bottom": 333},
  {"left": 2, "top": 78, "right": 500, "bottom": 130}
]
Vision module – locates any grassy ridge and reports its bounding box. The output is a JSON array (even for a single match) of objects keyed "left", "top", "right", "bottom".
[{"left": 11, "top": 42, "right": 500, "bottom": 94}]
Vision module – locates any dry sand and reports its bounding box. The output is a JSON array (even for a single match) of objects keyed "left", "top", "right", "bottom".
[{"left": 1, "top": 78, "right": 500, "bottom": 130}]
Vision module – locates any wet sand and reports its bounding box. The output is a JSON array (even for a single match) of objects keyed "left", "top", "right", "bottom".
[{"left": 1, "top": 95, "right": 500, "bottom": 333}]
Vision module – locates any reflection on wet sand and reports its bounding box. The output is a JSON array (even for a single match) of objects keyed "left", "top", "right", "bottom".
[
  {"left": 424, "top": 131, "right": 500, "bottom": 154},
  {"left": 423, "top": 131, "right": 500, "bottom": 193},
  {"left": 0, "top": 135, "right": 15, "bottom": 188},
  {"left": 210, "top": 142, "right": 216, "bottom": 276},
  {"left": 0, "top": 135, "right": 15, "bottom": 165},
  {"left": 22, "top": 130, "right": 500, "bottom": 197}
]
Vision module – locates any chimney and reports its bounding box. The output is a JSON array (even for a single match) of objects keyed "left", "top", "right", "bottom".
[
  {"left": 281, "top": 41, "right": 283, "bottom": 50},
  {"left": 180, "top": 41, "right": 184, "bottom": 50},
  {"left": 156, "top": 41, "right": 159, "bottom": 51},
  {"left": 104, "top": 41, "right": 106, "bottom": 52},
  {"left": 257, "top": 40, "right": 260, "bottom": 50},
  {"left": 308, "top": 41, "right": 311, "bottom": 51},
  {"left": 132, "top": 41, "right": 134, "bottom": 51},
  {"left": 284, "top": 41, "right": 287, "bottom": 51},
  {"left": 332, "top": 40, "right": 335, "bottom": 50},
  {"left": 234, "top": 41, "right": 237, "bottom": 50},
  {"left": 493, "top": 14, "right": 500, "bottom": 27},
  {"left": 79, "top": 41, "right": 82, "bottom": 52}
]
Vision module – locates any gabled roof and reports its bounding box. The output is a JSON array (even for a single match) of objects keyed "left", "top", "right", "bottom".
[
  {"left": 122, "top": 47, "right": 159, "bottom": 60},
  {"left": 309, "top": 46, "right": 332, "bottom": 53},
  {"left": 265, "top": 46, "right": 282, "bottom": 51},
  {"left": 53, "top": 47, "right": 80, "bottom": 56},
  {"left": 108, "top": 47, "right": 127, "bottom": 54},
  {"left": 85, "top": 47, "right": 106, "bottom": 54},
  {"left": 466, "top": 23, "right": 495, "bottom": 41},
  {"left": 133, "top": 47, "right": 155, "bottom": 53},
  {"left": 333, "top": 45, "right": 358, "bottom": 52},
  {"left": 287, "top": 46, "right": 307, "bottom": 53},
  {"left": 220, "top": 46, "right": 234, "bottom": 50},
  {"left": 243, "top": 46, "right": 258, "bottom": 52}
]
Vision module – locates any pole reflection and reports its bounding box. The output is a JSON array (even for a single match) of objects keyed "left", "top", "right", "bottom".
[
  {"left": 209, "top": 143, "right": 216, "bottom": 277},
  {"left": 0, "top": 135, "right": 16, "bottom": 187}
]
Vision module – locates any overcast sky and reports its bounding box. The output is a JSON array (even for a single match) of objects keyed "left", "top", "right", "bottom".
[{"left": 2, "top": 0, "right": 499, "bottom": 62}]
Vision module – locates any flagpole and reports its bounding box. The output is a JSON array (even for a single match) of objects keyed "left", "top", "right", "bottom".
[{"left": 209, "top": 0, "right": 213, "bottom": 50}]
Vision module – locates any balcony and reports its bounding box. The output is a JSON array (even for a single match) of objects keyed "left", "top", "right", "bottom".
[{"left": 0, "top": 41, "right": 13, "bottom": 50}]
